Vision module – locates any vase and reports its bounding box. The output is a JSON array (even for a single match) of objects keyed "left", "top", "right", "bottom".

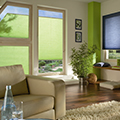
[
  {"left": 79, "top": 77, "right": 88, "bottom": 85},
  {"left": 1, "top": 85, "right": 16, "bottom": 120}
]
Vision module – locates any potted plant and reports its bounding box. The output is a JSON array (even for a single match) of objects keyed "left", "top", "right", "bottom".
[{"left": 70, "top": 42, "right": 98, "bottom": 84}]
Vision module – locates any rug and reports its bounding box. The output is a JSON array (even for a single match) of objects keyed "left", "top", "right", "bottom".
[{"left": 59, "top": 101, "right": 120, "bottom": 120}]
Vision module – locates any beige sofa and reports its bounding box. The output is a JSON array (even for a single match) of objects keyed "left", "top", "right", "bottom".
[{"left": 0, "top": 65, "right": 66, "bottom": 119}]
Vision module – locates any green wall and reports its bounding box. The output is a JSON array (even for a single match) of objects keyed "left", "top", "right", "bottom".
[{"left": 88, "top": 2, "right": 101, "bottom": 79}]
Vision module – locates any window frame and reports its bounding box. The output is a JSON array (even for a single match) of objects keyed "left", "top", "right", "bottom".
[
  {"left": 104, "top": 50, "right": 117, "bottom": 63},
  {"left": 105, "top": 50, "right": 120, "bottom": 60},
  {"left": 0, "top": 1, "right": 32, "bottom": 41},
  {"left": 37, "top": 6, "right": 66, "bottom": 76},
  {"left": 0, "top": 1, "right": 32, "bottom": 74}
]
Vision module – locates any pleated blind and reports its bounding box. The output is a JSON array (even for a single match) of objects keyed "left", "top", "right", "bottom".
[
  {"left": 103, "top": 12, "right": 120, "bottom": 49},
  {"left": 38, "top": 10, "right": 63, "bottom": 60}
]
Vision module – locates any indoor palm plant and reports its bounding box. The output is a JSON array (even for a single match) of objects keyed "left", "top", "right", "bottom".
[{"left": 70, "top": 42, "right": 98, "bottom": 84}]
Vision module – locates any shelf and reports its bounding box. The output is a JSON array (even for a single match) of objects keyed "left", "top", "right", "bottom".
[{"left": 93, "top": 66, "right": 120, "bottom": 71}]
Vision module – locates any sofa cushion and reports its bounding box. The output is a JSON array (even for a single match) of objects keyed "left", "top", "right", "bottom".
[
  {"left": 12, "top": 80, "right": 29, "bottom": 96},
  {"left": 13, "top": 95, "right": 54, "bottom": 118},
  {"left": 0, "top": 65, "right": 29, "bottom": 98},
  {"left": 0, "top": 80, "right": 29, "bottom": 98}
]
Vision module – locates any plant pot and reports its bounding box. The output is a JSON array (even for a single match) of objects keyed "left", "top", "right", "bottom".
[{"left": 79, "top": 77, "right": 88, "bottom": 85}]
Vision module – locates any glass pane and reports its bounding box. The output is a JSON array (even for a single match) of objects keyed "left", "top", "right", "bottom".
[
  {"left": 108, "top": 50, "right": 120, "bottom": 59},
  {"left": 39, "top": 60, "right": 63, "bottom": 73},
  {"left": 0, "top": 46, "right": 29, "bottom": 74},
  {"left": 38, "top": 10, "right": 63, "bottom": 73},
  {"left": 39, "top": 10, "right": 63, "bottom": 18},
  {"left": 0, "top": 6, "right": 29, "bottom": 38}
]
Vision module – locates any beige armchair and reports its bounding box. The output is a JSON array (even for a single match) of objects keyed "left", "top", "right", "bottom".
[{"left": 0, "top": 65, "right": 66, "bottom": 120}]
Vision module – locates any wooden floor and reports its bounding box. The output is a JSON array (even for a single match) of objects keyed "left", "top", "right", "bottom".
[{"left": 66, "top": 82, "right": 120, "bottom": 110}]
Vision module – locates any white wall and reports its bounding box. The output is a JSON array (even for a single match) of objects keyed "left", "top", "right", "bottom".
[
  {"left": 101, "top": 0, "right": 120, "bottom": 81},
  {"left": 2, "top": 0, "right": 88, "bottom": 75}
]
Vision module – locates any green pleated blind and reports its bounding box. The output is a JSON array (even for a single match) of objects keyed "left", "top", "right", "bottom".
[
  {"left": 0, "top": 46, "right": 29, "bottom": 74},
  {"left": 0, "top": 6, "right": 29, "bottom": 38},
  {"left": 38, "top": 10, "right": 63, "bottom": 60}
]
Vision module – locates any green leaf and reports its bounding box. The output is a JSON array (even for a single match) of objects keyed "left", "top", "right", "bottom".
[{"left": 70, "top": 42, "right": 98, "bottom": 78}]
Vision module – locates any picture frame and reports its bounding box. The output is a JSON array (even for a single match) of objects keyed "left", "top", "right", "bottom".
[
  {"left": 75, "top": 31, "right": 82, "bottom": 42},
  {"left": 75, "top": 19, "right": 82, "bottom": 30}
]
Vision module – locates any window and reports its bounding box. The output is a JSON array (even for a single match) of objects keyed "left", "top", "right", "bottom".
[
  {"left": 0, "top": 46, "right": 29, "bottom": 74},
  {"left": 38, "top": 7, "right": 65, "bottom": 74},
  {"left": 103, "top": 12, "right": 120, "bottom": 49},
  {"left": 0, "top": 2, "right": 32, "bottom": 74},
  {"left": 0, "top": 5, "right": 29, "bottom": 38},
  {"left": 103, "top": 12, "right": 120, "bottom": 60},
  {"left": 106, "top": 50, "right": 120, "bottom": 59}
]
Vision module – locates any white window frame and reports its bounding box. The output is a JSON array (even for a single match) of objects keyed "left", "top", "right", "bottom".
[{"left": 104, "top": 50, "right": 117, "bottom": 63}]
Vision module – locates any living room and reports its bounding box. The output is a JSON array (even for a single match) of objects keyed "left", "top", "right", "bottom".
[
  {"left": 0, "top": 0, "right": 120, "bottom": 81},
  {"left": 1, "top": 0, "right": 120, "bottom": 119}
]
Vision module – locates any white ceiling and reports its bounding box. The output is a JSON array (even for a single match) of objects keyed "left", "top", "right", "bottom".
[{"left": 74, "top": 0, "right": 110, "bottom": 2}]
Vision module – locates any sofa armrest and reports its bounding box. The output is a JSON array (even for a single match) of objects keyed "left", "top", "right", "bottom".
[
  {"left": 26, "top": 75, "right": 66, "bottom": 119},
  {"left": 26, "top": 75, "right": 55, "bottom": 96}
]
